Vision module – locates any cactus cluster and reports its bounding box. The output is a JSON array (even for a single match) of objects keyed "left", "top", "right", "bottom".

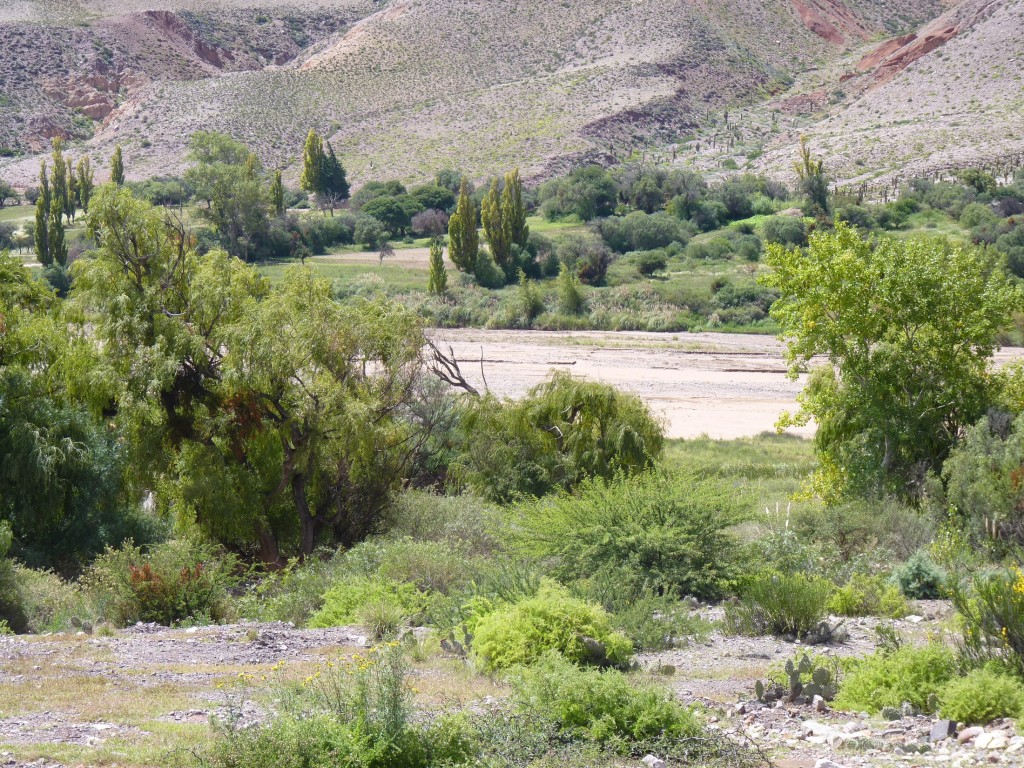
[{"left": 754, "top": 653, "right": 838, "bottom": 705}]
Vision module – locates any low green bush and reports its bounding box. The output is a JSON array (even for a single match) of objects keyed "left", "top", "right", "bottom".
[
  {"left": 892, "top": 550, "right": 945, "bottom": 599},
  {"left": 309, "top": 576, "right": 425, "bottom": 629},
  {"left": 724, "top": 571, "right": 833, "bottom": 640},
  {"left": 516, "top": 471, "right": 746, "bottom": 601},
  {"left": 938, "top": 668, "right": 1024, "bottom": 725},
  {"left": 84, "top": 538, "right": 238, "bottom": 627},
  {"left": 236, "top": 552, "right": 345, "bottom": 626},
  {"left": 471, "top": 584, "right": 632, "bottom": 671},
  {"left": 829, "top": 573, "right": 907, "bottom": 618},
  {"left": 833, "top": 644, "right": 955, "bottom": 714},
  {"left": 582, "top": 578, "right": 710, "bottom": 651},
  {"left": 512, "top": 653, "right": 701, "bottom": 743}
]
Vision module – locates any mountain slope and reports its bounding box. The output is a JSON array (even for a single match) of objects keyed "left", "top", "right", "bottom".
[{"left": 0, "top": 0, "right": 1005, "bottom": 187}]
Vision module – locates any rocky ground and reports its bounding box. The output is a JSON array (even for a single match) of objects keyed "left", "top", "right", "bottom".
[{"left": 2, "top": 600, "right": 1023, "bottom": 767}]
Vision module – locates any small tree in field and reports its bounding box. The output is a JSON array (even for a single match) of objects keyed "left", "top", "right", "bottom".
[
  {"left": 427, "top": 238, "right": 447, "bottom": 296},
  {"left": 763, "top": 222, "right": 1024, "bottom": 500}
]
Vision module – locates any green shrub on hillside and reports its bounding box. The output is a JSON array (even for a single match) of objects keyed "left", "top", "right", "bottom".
[
  {"left": 829, "top": 573, "right": 907, "bottom": 618},
  {"left": 512, "top": 653, "right": 701, "bottom": 744},
  {"left": 724, "top": 571, "right": 833, "bottom": 640},
  {"left": 516, "top": 471, "right": 745, "bottom": 601},
  {"left": 310, "top": 576, "right": 425, "bottom": 628},
  {"left": 471, "top": 584, "right": 632, "bottom": 671},
  {"left": 456, "top": 372, "right": 663, "bottom": 503},
  {"left": 833, "top": 644, "right": 955, "bottom": 714},
  {"left": 84, "top": 538, "right": 238, "bottom": 627},
  {"left": 938, "top": 668, "right": 1024, "bottom": 725}
]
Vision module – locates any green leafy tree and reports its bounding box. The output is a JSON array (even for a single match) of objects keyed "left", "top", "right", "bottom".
[
  {"left": 557, "top": 261, "right": 584, "bottom": 315},
  {"left": 299, "top": 129, "right": 324, "bottom": 196},
  {"left": 427, "top": 237, "right": 447, "bottom": 295},
  {"left": 762, "top": 222, "right": 1024, "bottom": 500},
  {"left": 75, "top": 157, "right": 94, "bottom": 213},
  {"left": 481, "top": 176, "right": 510, "bottom": 276},
  {"left": 501, "top": 168, "right": 529, "bottom": 250},
  {"left": 34, "top": 161, "right": 50, "bottom": 266},
  {"left": 270, "top": 170, "right": 285, "bottom": 216},
  {"left": 184, "top": 131, "right": 269, "bottom": 260},
  {"left": 48, "top": 189, "right": 67, "bottom": 267},
  {"left": 447, "top": 178, "right": 478, "bottom": 274},
  {"left": 110, "top": 144, "right": 124, "bottom": 186},
  {"left": 50, "top": 139, "right": 70, "bottom": 225},
  {"left": 361, "top": 196, "right": 412, "bottom": 236},
  {"left": 320, "top": 142, "right": 350, "bottom": 205},
  {"left": 75, "top": 186, "right": 426, "bottom": 563}
]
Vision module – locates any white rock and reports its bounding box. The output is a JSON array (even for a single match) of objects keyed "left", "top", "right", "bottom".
[
  {"left": 814, "top": 760, "right": 847, "bottom": 768},
  {"left": 975, "top": 732, "right": 1009, "bottom": 749},
  {"left": 802, "top": 720, "right": 839, "bottom": 737},
  {"left": 813, "top": 694, "right": 827, "bottom": 713},
  {"left": 185, "top": 626, "right": 199, "bottom": 634},
  {"left": 641, "top": 755, "right": 667, "bottom": 768}
]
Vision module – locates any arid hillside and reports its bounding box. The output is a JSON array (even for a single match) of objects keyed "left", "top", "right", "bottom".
[{"left": 3, "top": 0, "right": 1017, "bottom": 187}]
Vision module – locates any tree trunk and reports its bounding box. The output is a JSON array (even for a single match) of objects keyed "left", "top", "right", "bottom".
[
  {"left": 292, "top": 473, "right": 319, "bottom": 558},
  {"left": 256, "top": 523, "right": 283, "bottom": 570}
]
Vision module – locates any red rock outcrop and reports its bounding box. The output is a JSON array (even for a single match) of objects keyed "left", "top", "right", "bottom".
[{"left": 790, "top": 0, "right": 873, "bottom": 46}]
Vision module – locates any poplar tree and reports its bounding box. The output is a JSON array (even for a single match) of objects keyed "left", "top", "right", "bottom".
[
  {"left": 51, "top": 139, "right": 69, "bottom": 225},
  {"left": 447, "top": 178, "right": 478, "bottom": 273},
  {"left": 427, "top": 237, "right": 447, "bottom": 295},
  {"left": 48, "top": 191, "right": 67, "bottom": 267},
  {"left": 271, "top": 170, "right": 285, "bottom": 216},
  {"left": 501, "top": 168, "right": 529, "bottom": 250},
  {"left": 65, "top": 162, "right": 77, "bottom": 223},
  {"left": 34, "top": 161, "right": 50, "bottom": 266},
  {"left": 299, "top": 130, "right": 324, "bottom": 195},
  {"left": 76, "top": 157, "right": 95, "bottom": 212},
  {"left": 481, "top": 177, "right": 510, "bottom": 274},
  {"left": 110, "top": 145, "right": 125, "bottom": 186}
]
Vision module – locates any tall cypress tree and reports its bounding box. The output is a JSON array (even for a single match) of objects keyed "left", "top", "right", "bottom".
[
  {"left": 270, "top": 170, "right": 285, "bottom": 216},
  {"left": 501, "top": 168, "right": 529, "bottom": 250},
  {"left": 110, "top": 145, "right": 125, "bottom": 186},
  {"left": 481, "top": 176, "right": 510, "bottom": 274},
  {"left": 321, "top": 142, "right": 350, "bottom": 200},
  {"left": 34, "top": 161, "right": 50, "bottom": 266},
  {"left": 447, "top": 178, "right": 478, "bottom": 273},
  {"left": 65, "top": 162, "right": 77, "bottom": 223},
  {"left": 427, "top": 237, "right": 447, "bottom": 295},
  {"left": 299, "top": 130, "right": 324, "bottom": 195}
]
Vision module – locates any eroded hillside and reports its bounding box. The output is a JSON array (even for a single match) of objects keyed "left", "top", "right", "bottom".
[{"left": 2, "top": 0, "right": 1012, "bottom": 187}]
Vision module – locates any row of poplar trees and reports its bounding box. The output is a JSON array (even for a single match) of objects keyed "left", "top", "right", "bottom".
[
  {"left": 34, "top": 142, "right": 127, "bottom": 267},
  {"left": 447, "top": 169, "right": 529, "bottom": 286}
]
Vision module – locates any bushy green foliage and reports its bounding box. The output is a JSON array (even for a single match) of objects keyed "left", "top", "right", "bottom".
[
  {"left": 310, "top": 576, "right": 425, "bottom": 628},
  {"left": 764, "top": 222, "right": 1023, "bottom": 500},
  {"left": 237, "top": 554, "right": 345, "bottom": 626},
  {"left": 891, "top": 550, "right": 945, "bottom": 599},
  {"left": 457, "top": 372, "right": 663, "bottom": 502},
  {"left": 471, "top": 584, "right": 632, "bottom": 671},
  {"left": 724, "top": 571, "right": 833, "bottom": 640},
  {"left": 828, "top": 573, "right": 907, "bottom": 618},
  {"left": 941, "top": 413, "right": 1024, "bottom": 551},
  {"left": 84, "top": 538, "right": 239, "bottom": 627},
  {"left": 512, "top": 653, "right": 701, "bottom": 743},
  {"left": 516, "top": 471, "right": 745, "bottom": 601},
  {"left": 938, "top": 668, "right": 1024, "bottom": 725},
  {"left": 792, "top": 497, "right": 935, "bottom": 563},
  {"left": 953, "top": 567, "right": 1024, "bottom": 678},
  {"left": 598, "top": 211, "right": 690, "bottom": 254},
  {"left": 833, "top": 644, "right": 955, "bottom": 714}
]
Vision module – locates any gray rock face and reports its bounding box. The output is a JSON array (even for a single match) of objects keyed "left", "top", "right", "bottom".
[{"left": 930, "top": 719, "right": 957, "bottom": 742}]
